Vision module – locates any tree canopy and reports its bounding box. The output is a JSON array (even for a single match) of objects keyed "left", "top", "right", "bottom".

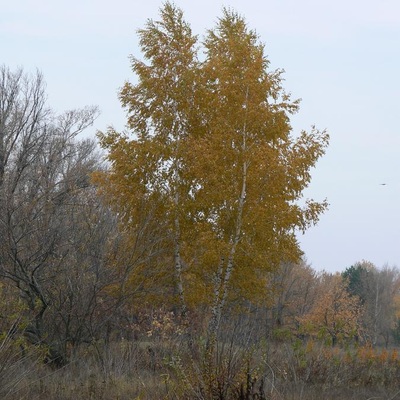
[{"left": 95, "top": 3, "right": 329, "bottom": 325}]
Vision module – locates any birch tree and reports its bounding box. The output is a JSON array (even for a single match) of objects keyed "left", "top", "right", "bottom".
[
  {"left": 190, "top": 10, "right": 328, "bottom": 340},
  {"left": 97, "top": 3, "right": 200, "bottom": 317},
  {"left": 96, "top": 4, "right": 329, "bottom": 333}
]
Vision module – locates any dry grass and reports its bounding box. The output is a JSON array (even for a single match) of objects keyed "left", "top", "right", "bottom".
[{"left": 2, "top": 332, "right": 400, "bottom": 400}]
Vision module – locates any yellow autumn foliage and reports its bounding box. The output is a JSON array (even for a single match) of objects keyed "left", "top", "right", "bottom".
[
  {"left": 299, "top": 273, "right": 363, "bottom": 345},
  {"left": 94, "top": 3, "right": 329, "bottom": 313}
]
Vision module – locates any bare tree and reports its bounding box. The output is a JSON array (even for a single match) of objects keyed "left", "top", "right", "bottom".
[
  {"left": 266, "top": 260, "right": 318, "bottom": 337},
  {"left": 0, "top": 66, "right": 47, "bottom": 189},
  {"left": 0, "top": 66, "right": 121, "bottom": 364},
  {"left": 343, "top": 261, "right": 400, "bottom": 346},
  {"left": 362, "top": 264, "right": 400, "bottom": 346}
]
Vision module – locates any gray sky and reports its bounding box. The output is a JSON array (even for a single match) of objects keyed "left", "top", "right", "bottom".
[{"left": 2, "top": 0, "right": 400, "bottom": 272}]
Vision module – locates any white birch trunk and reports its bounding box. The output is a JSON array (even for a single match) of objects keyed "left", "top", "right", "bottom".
[
  {"left": 174, "top": 212, "right": 187, "bottom": 318},
  {"left": 172, "top": 130, "right": 187, "bottom": 318},
  {"left": 207, "top": 90, "right": 249, "bottom": 343}
]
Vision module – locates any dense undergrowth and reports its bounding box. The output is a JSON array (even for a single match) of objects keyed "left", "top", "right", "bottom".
[{"left": 2, "top": 326, "right": 400, "bottom": 400}]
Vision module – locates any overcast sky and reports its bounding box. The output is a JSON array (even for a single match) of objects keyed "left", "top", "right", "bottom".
[{"left": 2, "top": 0, "right": 400, "bottom": 272}]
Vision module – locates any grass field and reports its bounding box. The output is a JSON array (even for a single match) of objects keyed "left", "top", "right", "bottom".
[{"left": 2, "top": 331, "right": 400, "bottom": 400}]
